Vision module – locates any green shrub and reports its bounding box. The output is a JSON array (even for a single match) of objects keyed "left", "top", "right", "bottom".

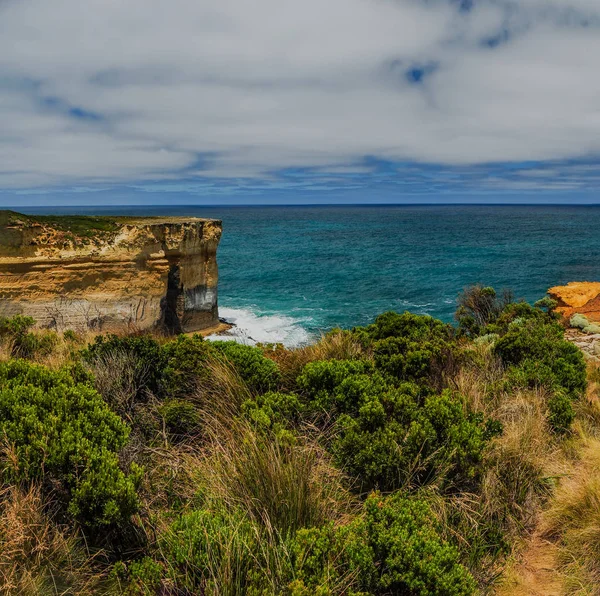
[
  {"left": 13, "top": 330, "right": 57, "bottom": 359},
  {"left": 494, "top": 320, "right": 586, "bottom": 399},
  {"left": 161, "top": 334, "right": 213, "bottom": 397},
  {"left": 547, "top": 391, "right": 575, "bottom": 434},
  {"left": 157, "top": 398, "right": 200, "bottom": 437},
  {"left": 487, "top": 300, "right": 550, "bottom": 335},
  {"left": 300, "top": 360, "right": 489, "bottom": 492},
  {"left": 533, "top": 296, "right": 558, "bottom": 314},
  {"left": 455, "top": 287, "right": 560, "bottom": 338},
  {"left": 290, "top": 492, "right": 475, "bottom": 596},
  {"left": 355, "top": 311, "right": 453, "bottom": 344},
  {"left": 455, "top": 285, "right": 512, "bottom": 337},
  {"left": 297, "top": 359, "right": 372, "bottom": 412},
  {"left": 0, "top": 315, "right": 57, "bottom": 359},
  {"left": 333, "top": 388, "right": 489, "bottom": 492},
  {"left": 288, "top": 525, "right": 359, "bottom": 595},
  {"left": 83, "top": 334, "right": 166, "bottom": 399},
  {"left": 112, "top": 557, "right": 164, "bottom": 596},
  {"left": 352, "top": 312, "right": 457, "bottom": 385},
  {"left": 63, "top": 329, "right": 79, "bottom": 342},
  {"left": 0, "top": 314, "right": 36, "bottom": 336},
  {"left": 299, "top": 358, "right": 489, "bottom": 492},
  {"left": 0, "top": 360, "right": 140, "bottom": 526},
  {"left": 241, "top": 391, "right": 304, "bottom": 436},
  {"left": 163, "top": 507, "right": 267, "bottom": 594},
  {"left": 212, "top": 341, "right": 281, "bottom": 393}
]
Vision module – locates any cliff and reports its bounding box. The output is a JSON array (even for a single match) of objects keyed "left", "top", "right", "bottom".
[
  {"left": 548, "top": 281, "right": 600, "bottom": 323},
  {"left": 0, "top": 211, "right": 222, "bottom": 333}
]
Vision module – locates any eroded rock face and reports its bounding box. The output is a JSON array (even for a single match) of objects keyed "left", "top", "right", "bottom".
[
  {"left": 0, "top": 211, "right": 222, "bottom": 333},
  {"left": 548, "top": 281, "right": 600, "bottom": 323}
]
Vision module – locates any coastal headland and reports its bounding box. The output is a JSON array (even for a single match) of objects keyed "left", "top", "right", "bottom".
[{"left": 0, "top": 211, "right": 222, "bottom": 333}]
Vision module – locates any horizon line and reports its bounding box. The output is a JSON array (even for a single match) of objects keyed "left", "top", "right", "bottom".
[{"left": 9, "top": 202, "right": 600, "bottom": 210}]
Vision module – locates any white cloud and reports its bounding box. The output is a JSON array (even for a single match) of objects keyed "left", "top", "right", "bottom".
[{"left": 0, "top": 0, "right": 599, "bottom": 188}]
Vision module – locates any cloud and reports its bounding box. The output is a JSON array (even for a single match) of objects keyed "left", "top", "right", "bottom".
[{"left": 0, "top": 0, "right": 599, "bottom": 191}]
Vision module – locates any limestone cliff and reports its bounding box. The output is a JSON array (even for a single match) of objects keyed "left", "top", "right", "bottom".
[
  {"left": 0, "top": 211, "right": 222, "bottom": 333},
  {"left": 548, "top": 281, "right": 600, "bottom": 322}
]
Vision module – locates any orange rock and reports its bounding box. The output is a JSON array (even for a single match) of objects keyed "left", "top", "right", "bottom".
[{"left": 548, "top": 281, "right": 600, "bottom": 322}]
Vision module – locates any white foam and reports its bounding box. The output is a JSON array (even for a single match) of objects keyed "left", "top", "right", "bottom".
[{"left": 206, "top": 306, "right": 313, "bottom": 348}]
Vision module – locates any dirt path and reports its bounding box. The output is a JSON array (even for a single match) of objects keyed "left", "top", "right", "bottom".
[{"left": 496, "top": 532, "right": 563, "bottom": 596}]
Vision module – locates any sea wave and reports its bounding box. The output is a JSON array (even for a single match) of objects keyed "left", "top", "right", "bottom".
[{"left": 206, "top": 306, "right": 313, "bottom": 348}]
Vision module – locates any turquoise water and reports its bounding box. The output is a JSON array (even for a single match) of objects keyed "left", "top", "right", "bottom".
[{"left": 21, "top": 205, "right": 600, "bottom": 345}]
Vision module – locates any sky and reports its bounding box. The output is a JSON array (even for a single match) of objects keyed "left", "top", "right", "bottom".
[{"left": 1, "top": 0, "right": 600, "bottom": 206}]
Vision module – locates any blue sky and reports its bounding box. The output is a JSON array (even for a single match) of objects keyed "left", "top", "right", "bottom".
[{"left": 1, "top": 0, "right": 600, "bottom": 206}]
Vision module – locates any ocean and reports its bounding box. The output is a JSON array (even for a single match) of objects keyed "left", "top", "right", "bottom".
[{"left": 20, "top": 205, "right": 600, "bottom": 346}]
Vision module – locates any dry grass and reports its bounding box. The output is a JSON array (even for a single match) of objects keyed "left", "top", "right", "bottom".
[
  {"left": 450, "top": 344, "right": 560, "bottom": 533},
  {"left": 197, "top": 413, "right": 356, "bottom": 538},
  {"left": 482, "top": 387, "right": 560, "bottom": 534},
  {"left": 138, "top": 443, "right": 207, "bottom": 513},
  {"left": 572, "top": 361, "right": 600, "bottom": 440},
  {"left": 489, "top": 356, "right": 600, "bottom": 595},
  {"left": 443, "top": 343, "right": 569, "bottom": 587},
  {"left": 197, "top": 357, "right": 255, "bottom": 413},
  {"left": 450, "top": 343, "right": 505, "bottom": 416},
  {"left": 542, "top": 437, "right": 600, "bottom": 593},
  {"left": 265, "top": 329, "right": 369, "bottom": 390},
  {"left": 88, "top": 349, "right": 154, "bottom": 421},
  {"left": 0, "top": 484, "right": 106, "bottom": 596}
]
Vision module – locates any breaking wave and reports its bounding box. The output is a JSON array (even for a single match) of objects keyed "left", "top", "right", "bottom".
[{"left": 206, "top": 306, "right": 313, "bottom": 348}]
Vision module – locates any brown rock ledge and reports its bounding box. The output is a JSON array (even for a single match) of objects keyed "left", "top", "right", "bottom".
[{"left": 0, "top": 211, "right": 222, "bottom": 333}]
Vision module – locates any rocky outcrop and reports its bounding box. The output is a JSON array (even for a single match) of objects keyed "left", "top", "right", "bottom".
[
  {"left": 565, "top": 328, "right": 600, "bottom": 361},
  {"left": 548, "top": 281, "right": 600, "bottom": 323},
  {"left": 0, "top": 211, "right": 222, "bottom": 333}
]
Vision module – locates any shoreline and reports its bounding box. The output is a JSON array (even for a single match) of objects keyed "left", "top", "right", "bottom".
[{"left": 194, "top": 318, "right": 234, "bottom": 338}]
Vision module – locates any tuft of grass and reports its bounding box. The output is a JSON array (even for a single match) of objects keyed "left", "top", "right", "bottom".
[
  {"left": 0, "top": 483, "right": 107, "bottom": 595},
  {"left": 264, "top": 329, "right": 369, "bottom": 390},
  {"left": 542, "top": 437, "right": 600, "bottom": 592},
  {"left": 88, "top": 349, "right": 154, "bottom": 422},
  {"left": 197, "top": 416, "right": 355, "bottom": 539}
]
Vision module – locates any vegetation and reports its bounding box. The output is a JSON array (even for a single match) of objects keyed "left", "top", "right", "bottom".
[{"left": 0, "top": 286, "right": 596, "bottom": 595}]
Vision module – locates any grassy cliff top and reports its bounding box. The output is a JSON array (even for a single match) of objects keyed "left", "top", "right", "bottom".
[
  {"left": 0, "top": 211, "right": 219, "bottom": 239},
  {"left": 0, "top": 210, "right": 221, "bottom": 254}
]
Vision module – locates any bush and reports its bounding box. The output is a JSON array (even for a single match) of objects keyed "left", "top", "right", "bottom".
[
  {"left": 161, "top": 334, "right": 213, "bottom": 398},
  {"left": 288, "top": 525, "right": 358, "bottom": 595},
  {"left": 290, "top": 492, "right": 476, "bottom": 596},
  {"left": 456, "top": 288, "right": 560, "bottom": 338},
  {"left": 547, "top": 391, "right": 575, "bottom": 434},
  {"left": 83, "top": 334, "right": 166, "bottom": 399},
  {"left": 157, "top": 398, "right": 200, "bottom": 438},
  {"left": 494, "top": 320, "right": 586, "bottom": 399},
  {"left": 356, "top": 311, "right": 453, "bottom": 345},
  {"left": 297, "top": 359, "right": 373, "bottom": 413},
  {"left": 212, "top": 341, "right": 281, "bottom": 393},
  {"left": 456, "top": 285, "right": 513, "bottom": 336},
  {"left": 352, "top": 312, "right": 457, "bottom": 386},
  {"left": 0, "top": 360, "right": 140, "bottom": 526},
  {"left": 163, "top": 507, "right": 266, "bottom": 594},
  {"left": 111, "top": 557, "right": 164, "bottom": 596},
  {"left": 241, "top": 391, "right": 304, "bottom": 437},
  {"left": 0, "top": 315, "right": 57, "bottom": 359},
  {"left": 300, "top": 361, "right": 490, "bottom": 492},
  {"left": 333, "top": 388, "right": 490, "bottom": 492},
  {"left": 63, "top": 329, "right": 79, "bottom": 342},
  {"left": 570, "top": 313, "right": 600, "bottom": 335}
]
